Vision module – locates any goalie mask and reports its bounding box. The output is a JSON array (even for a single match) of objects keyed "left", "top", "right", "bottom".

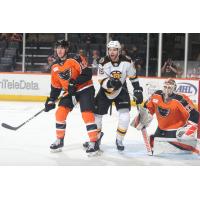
[{"left": 163, "top": 78, "right": 177, "bottom": 98}]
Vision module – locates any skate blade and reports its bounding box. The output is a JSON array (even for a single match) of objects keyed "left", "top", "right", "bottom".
[
  {"left": 87, "top": 150, "right": 103, "bottom": 157},
  {"left": 50, "top": 148, "right": 63, "bottom": 153}
]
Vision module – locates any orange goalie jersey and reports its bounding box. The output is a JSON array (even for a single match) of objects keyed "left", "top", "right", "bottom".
[
  {"left": 51, "top": 56, "right": 93, "bottom": 92},
  {"left": 145, "top": 90, "right": 199, "bottom": 131}
]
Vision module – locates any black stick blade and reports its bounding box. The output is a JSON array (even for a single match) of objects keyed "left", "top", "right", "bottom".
[{"left": 1, "top": 123, "right": 18, "bottom": 131}]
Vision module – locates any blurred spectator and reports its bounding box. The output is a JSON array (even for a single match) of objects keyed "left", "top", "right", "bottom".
[
  {"left": 129, "top": 45, "right": 139, "bottom": 61},
  {"left": 89, "top": 50, "right": 100, "bottom": 75},
  {"left": 121, "top": 49, "right": 128, "bottom": 56},
  {"left": 78, "top": 49, "right": 88, "bottom": 67},
  {"left": 120, "top": 43, "right": 125, "bottom": 50},
  {"left": 10, "top": 33, "right": 22, "bottom": 42},
  {"left": 134, "top": 58, "right": 146, "bottom": 76},
  {"left": 196, "top": 53, "right": 200, "bottom": 62},
  {"left": 0, "top": 33, "right": 9, "bottom": 41},
  {"left": 190, "top": 67, "right": 197, "bottom": 78},
  {"left": 176, "top": 66, "right": 183, "bottom": 78},
  {"left": 161, "top": 58, "right": 178, "bottom": 77}
]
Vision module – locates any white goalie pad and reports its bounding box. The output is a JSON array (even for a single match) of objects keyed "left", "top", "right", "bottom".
[{"left": 131, "top": 107, "right": 153, "bottom": 130}]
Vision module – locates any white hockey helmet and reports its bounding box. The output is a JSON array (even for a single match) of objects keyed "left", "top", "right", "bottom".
[{"left": 107, "top": 41, "right": 121, "bottom": 49}]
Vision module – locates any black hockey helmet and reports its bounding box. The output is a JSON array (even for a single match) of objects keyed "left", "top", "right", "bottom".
[{"left": 55, "top": 40, "right": 69, "bottom": 49}]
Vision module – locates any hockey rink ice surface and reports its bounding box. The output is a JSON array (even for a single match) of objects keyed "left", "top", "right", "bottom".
[{"left": 0, "top": 101, "right": 200, "bottom": 166}]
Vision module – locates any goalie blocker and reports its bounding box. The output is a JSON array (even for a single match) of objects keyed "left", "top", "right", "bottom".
[{"left": 132, "top": 78, "right": 200, "bottom": 154}]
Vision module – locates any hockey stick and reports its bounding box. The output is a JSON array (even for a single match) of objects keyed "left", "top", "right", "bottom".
[
  {"left": 1, "top": 93, "right": 68, "bottom": 131},
  {"left": 136, "top": 105, "right": 153, "bottom": 155},
  {"left": 1, "top": 108, "right": 45, "bottom": 131}
]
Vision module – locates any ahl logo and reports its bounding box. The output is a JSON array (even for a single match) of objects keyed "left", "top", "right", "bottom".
[
  {"left": 111, "top": 70, "right": 122, "bottom": 79},
  {"left": 176, "top": 82, "right": 197, "bottom": 95}
]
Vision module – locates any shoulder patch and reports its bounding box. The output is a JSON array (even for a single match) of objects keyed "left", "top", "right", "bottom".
[
  {"left": 99, "top": 56, "right": 110, "bottom": 65},
  {"left": 99, "top": 57, "right": 105, "bottom": 64},
  {"left": 52, "top": 66, "right": 59, "bottom": 72}
]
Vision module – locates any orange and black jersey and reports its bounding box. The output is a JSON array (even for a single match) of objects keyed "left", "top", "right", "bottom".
[
  {"left": 49, "top": 54, "right": 93, "bottom": 100},
  {"left": 144, "top": 90, "right": 199, "bottom": 131}
]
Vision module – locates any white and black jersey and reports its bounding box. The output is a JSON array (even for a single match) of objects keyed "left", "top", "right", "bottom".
[{"left": 98, "top": 55, "right": 139, "bottom": 99}]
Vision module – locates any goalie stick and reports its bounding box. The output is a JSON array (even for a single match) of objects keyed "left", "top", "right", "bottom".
[{"left": 1, "top": 93, "right": 69, "bottom": 131}]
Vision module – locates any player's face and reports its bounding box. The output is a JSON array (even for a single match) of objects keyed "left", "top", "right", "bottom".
[
  {"left": 163, "top": 84, "right": 174, "bottom": 96},
  {"left": 108, "top": 48, "right": 119, "bottom": 61},
  {"left": 56, "top": 47, "right": 66, "bottom": 58}
]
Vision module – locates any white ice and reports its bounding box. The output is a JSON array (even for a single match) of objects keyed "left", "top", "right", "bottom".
[{"left": 0, "top": 101, "right": 200, "bottom": 166}]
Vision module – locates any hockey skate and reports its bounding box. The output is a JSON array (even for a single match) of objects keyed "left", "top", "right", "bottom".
[
  {"left": 86, "top": 141, "right": 100, "bottom": 156},
  {"left": 50, "top": 138, "right": 64, "bottom": 152},
  {"left": 116, "top": 138, "right": 125, "bottom": 151},
  {"left": 83, "top": 132, "right": 104, "bottom": 149}
]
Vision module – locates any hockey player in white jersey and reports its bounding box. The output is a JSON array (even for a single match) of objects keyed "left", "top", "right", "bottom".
[{"left": 83, "top": 41, "right": 143, "bottom": 151}]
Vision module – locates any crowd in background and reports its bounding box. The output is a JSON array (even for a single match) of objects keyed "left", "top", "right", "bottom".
[
  {"left": 1, "top": 33, "right": 200, "bottom": 79},
  {"left": 0, "top": 33, "right": 22, "bottom": 42}
]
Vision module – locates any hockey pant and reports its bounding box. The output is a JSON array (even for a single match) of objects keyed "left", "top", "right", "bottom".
[
  {"left": 95, "top": 108, "right": 130, "bottom": 140},
  {"left": 55, "top": 106, "right": 98, "bottom": 142}
]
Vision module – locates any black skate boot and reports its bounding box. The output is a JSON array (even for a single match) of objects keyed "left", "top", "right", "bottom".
[
  {"left": 116, "top": 138, "right": 124, "bottom": 151},
  {"left": 50, "top": 138, "right": 64, "bottom": 152},
  {"left": 86, "top": 141, "right": 100, "bottom": 156},
  {"left": 83, "top": 132, "right": 104, "bottom": 149}
]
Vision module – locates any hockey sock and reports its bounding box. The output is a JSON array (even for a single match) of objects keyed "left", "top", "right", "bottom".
[
  {"left": 55, "top": 106, "right": 70, "bottom": 139},
  {"left": 82, "top": 111, "right": 98, "bottom": 142}
]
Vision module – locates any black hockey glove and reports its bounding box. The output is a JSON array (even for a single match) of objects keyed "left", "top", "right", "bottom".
[
  {"left": 107, "top": 78, "right": 122, "bottom": 90},
  {"left": 58, "top": 69, "right": 71, "bottom": 80},
  {"left": 44, "top": 97, "right": 56, "bottom": 112},
  {"left": 133, "top": 87, "right": 143, "bottom": 104},
  {"left": 68, "top": 79, "right": 77, "bottom": 95}
]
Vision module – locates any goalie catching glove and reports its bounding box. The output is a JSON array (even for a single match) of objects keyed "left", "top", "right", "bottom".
[
  {"left": 176, "top": 121, "right": 198, "bottom": 140},
  {"left": 131, "top": 106, "right": 153, "bottom": 130}
]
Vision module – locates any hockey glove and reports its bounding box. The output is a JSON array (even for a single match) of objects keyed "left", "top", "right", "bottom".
[
  {"left": 107, "top": 78, "right": 122, "bottom": 90},
  {"left": 44, "top": 97, "right": 56, "bottom": 112},
  {"left": 58, "top": 69, "right": 71, "bottom": 80},
  {"left": 133, "top": 87, "right": 143, "bottom": 104},
  {"left": 176, "top": 121, "right": 198, "bottom": 140},
  {"left": 68, "top": 79, "right": 77, "bottom": 96}
]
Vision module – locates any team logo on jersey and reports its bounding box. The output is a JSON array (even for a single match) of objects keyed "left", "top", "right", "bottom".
[
  {"left": 99, "top": 57, "right": 105, "bottom": 64},
  {"left": 111, "top": 70, "right": 122, "bottom": 79},
  {"left": 157, "top": 106, "right": 170, "bottom": 117}
]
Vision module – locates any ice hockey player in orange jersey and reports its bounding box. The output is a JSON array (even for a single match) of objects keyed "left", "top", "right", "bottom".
[
  {"left": 44, "top": 40, "right": 99, "bottom": 155},
  {"left": 133, "top": 78, "right": 199, "bottom": 153}
]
